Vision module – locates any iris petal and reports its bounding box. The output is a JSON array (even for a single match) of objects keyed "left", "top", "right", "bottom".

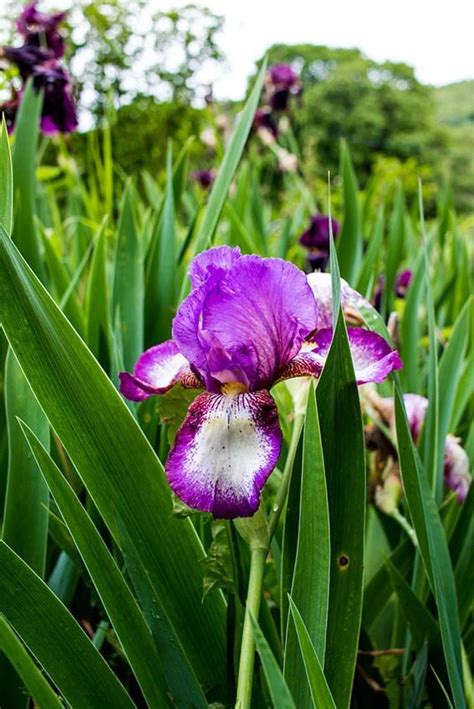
[
  {"left": 188, "top": 245, "right": 242, "bottom": 289},
  {"left": 309, "top": 327, "right": 403, "bottom": 384},
  {"left": 166, "top": 390, "right": 282, "bottom": 518},
  {"left": 119, "top": 339, "right": 201, "bottom": 402}
]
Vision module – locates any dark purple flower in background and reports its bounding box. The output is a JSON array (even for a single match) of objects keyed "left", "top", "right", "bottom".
[
  {"left": 32, "top": 60, "right": 77, "bottom": 134},
  {"left": 192, "top": 169, "right": 215, "bottom": 190},
  {"left": 299, "top": 214, "right": 340, "bottom": 271},
  {"left": 120, "top": 246, "right": 402, "bottom": 518},
  {"left": 2, "top": 44, "right": 52, "bottom": 80},
  {"left": 269, "top": 64, "right": 300, "bottom": 90},
  {"left": 253, "top": 108, "right": 278, "bottom": 138},
  {"left": 266, "top": 63, "right": 302, "bottom": 113},
  {"left": 394, "top": 269, "right": 413, "bottom": 298},
  {"left": 17, "top": 2, "right": 67, "bottom": 58},
  {"left": 373, "top": 274, "right": 385, "bottom": 312},
  {"left": 0, "top": 5, "right": 77, "bottom": 135}
]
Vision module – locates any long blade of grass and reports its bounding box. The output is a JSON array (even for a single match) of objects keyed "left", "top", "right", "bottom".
[
  {"left": 249, "top": 612, "right": 296, "bottom": 709},
  {"left": 20, "top": 421, "right": 170, "bottom": 708},
  {"left": 284, "top": 381, "right": 330, "bottom": 706},
  {"left": 0, "top": 116, "right": 13, "bottom": 234},
  {"left": 394, "top": 381, "right": 464, "bottom": 707},
  {"left": 316, "top": 310, "right": 366, "bottom": 708},
  {"left": 0, "top": 226, "right": 227, "bottom": 688},
  {"left": 287, "top": 596, "right": 336, "bottom": 709},
  {"left": 0, "top": 617, "right": 63, "bottom": 709},
  {"left": 0, "top": 540, "right": 134, "bottom": 707}
]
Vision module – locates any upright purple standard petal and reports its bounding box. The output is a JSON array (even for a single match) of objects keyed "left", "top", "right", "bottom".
[
  {"left": 444, "top": 435, "right": 471, "bottom": 503},
  {"left": 310, "top": 327, "right": 403, "bottom": 384},
  {"left": 188, "top": 245, "right": 242, "bottom": 289},
  {"left": 402, "top": 394, "right": 428, "bottom": 442},
  {"left": 166, "top": 390, "right": 282, "bottom": 518},
  {"left": 119, "top": 339, "right": 201, "bottom": 402}
]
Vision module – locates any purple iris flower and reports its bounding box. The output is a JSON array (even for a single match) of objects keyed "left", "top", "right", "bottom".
[
  {"left": 32, "top": 60, "right": 78, "bottom": 134},
  {"left": 120, "top": 246, "right": 402, "bottom": 518},
  {"left": 192, "top": 169, "right": 214, "bottom": 189},
  {"left": 2, "top": 44, "right": 52, "bottom": 81},
  {"left": 299, "top": 214, "right": 340, "bottom": 272},
  {"left": 268, "top": 64, "right": 300, "bottom": 90},
  {"left": 394, "top": 269, "right": 413, "bottom": 298},
  {"left": 17, "top": 2, "right": 67, "bottom": 58},
  {"left": 253, "top": 108, "right": 278, "bottom": 138},
  {"left": 266, "top": 64, "right": 301, "bottom": 112},
  {"left": 379, "top": 393, "right": 471, "bottom": 503}
]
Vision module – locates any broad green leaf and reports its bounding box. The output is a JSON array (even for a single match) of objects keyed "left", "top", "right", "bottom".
[
  {"left": 0, "top": 617, "right": 63, "bottom": 709},
  {"left": 112, "top": 181, "right": 144, "bottom": 370},
  {"left": 117, "top": 520, "right": 208, "bottom": 708},
  {"left": 3, "top": 351, "right": 49, "bottom": 576},
  {"left": 249, "top": 612, "right": 296, "bottom": 709},
  {"left": 0, "top": 228, "right": 227, "bottom": 688},
  {"left": 337, "top": 141, "right": 362, "bottom": 284},
  {"left": 394, "top": 383, "right": 464, "bottom": 707},
  {"left": 0, "top": 116, "right": 13, "bottom": 234},
  {"left": 20, "top": 422, "right": 170, "bottom": 708},
  {"left": 0, "top": 541, "right": 133, "bottom": 708},
  {"left": 287, "top": 597, "right": 336, "bottom": 709},
  {"left": 284, "top": 381, "right": 330, "bottom": 707},
  {"left": 181, "top": 57, "right": 267, "bottom": 297},
  {"left": 145, "top": 144, "right": 177, "bottom": 345},
  {"left": 316, "top": 311, "right": 366, "bottom": 708},
  {"left": 11, "top": 80, "right": 46, "bottom": 282}
]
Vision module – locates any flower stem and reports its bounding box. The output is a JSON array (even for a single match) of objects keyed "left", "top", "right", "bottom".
[
  {"left": 235, "top": 545, "right": 267, "bottom": 709},
  {"left": 268, "top": 413, "right": 304, "bottom": 541},
  {"left": 235, "top": 413, "right": 305, "bottom": 707}
]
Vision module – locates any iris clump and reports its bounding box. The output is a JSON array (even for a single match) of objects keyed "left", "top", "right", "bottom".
[
  {"left": 120, "top": 246, "right": 402, "bottom": 518},
  {"left": 0, "top": 2, "right": 77, "bottom": 134}
]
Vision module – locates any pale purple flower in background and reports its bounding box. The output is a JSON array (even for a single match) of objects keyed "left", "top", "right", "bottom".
[
  {"left": 376, "top": 392, "right": 471, "bottom": 503},
  {"left": 120, "top": 247, "right": 402, "bottom": 518}
]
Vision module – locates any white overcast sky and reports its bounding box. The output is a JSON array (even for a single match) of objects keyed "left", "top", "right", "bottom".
[{"left": 160, "top": 0, "right": 474, "bottom": 98}]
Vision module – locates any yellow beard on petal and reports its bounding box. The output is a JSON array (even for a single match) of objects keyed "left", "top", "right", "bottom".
[{"left": 220, "top": 382, "right": 248, "bottom": 396}]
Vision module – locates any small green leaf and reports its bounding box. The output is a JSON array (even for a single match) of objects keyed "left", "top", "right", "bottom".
[
  {"left": 0, "top": 617, "right": 63, "bottom": 709},
  {"left": 0, "top": 541, "right": 134, "bottom": 708},
  {"left": 287, "top": 596, "right": 336, "bottom": 709},
  {"left": 249, "top": 612, "right": 296, "bottom": 709},
  {"left": 0, "top": 116, "right": 13, "bottom": 234}
]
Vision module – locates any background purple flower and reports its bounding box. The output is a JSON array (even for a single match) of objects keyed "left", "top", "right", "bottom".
[
  {"left": 394, "top": 269, "right": 413, "bottom": 298},
  {"left": 253, "top": 108, "right": 278, "bottom": 137},
  {"left": 192, "top": 169, "right": 214, "bottom": 189},
  {"left": 32, "top": 61, "right": 78, "bottom": 134},
  {"left": 299, "top": 214, "right": 340, "bottom": 271},
  {"left": 17, "top": 2, "right": 67, "bottom": 58},
  {"left": 2, "top": 44, "right": 52, "bottom": 80}
]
